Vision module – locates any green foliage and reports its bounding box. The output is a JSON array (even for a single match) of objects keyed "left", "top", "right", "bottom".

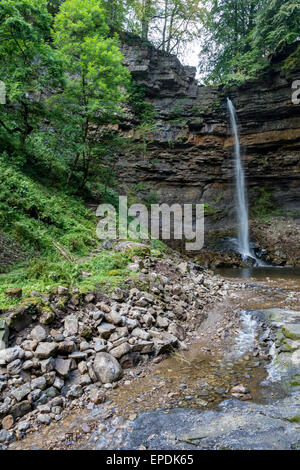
[
  {"left": 0, "top": 154, "right": 96, "bottom": 255},
  {"left": 0, "top": 0, "right": 64, "bottom": 152},
  {"left": 128, "top": 82, "right": 157, "bottom": 123},
  {"left": 200, "top": 1, "right": 300, "bottom": 84},
  {"left": 52, "top": 0, "right": 130, "bottom": 186},
  {"left": 250, "top": 187, "right": 280, "bottom": 219},
  {"left": 253, "top": 0, "right": 300, "bottom": 56},
  {"left": 0, "top": 249, "right": 138, "bottom": 309},
  {"left": 204, "top": 203, "right": 225, "bottom": 222}
]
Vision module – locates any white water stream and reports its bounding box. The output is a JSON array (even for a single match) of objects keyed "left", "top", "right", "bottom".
[{"left": 227, "top": 98, "right": 266, "bottom": 266}]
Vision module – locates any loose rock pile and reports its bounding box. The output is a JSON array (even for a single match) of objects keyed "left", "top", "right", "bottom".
[{"left": 0, "top": 249, "right": 225, "bottom": 445}]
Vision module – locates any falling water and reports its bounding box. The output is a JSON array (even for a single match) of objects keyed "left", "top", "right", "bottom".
[{"left": 227, "top": 98, "right": 252, "bottom": 260}]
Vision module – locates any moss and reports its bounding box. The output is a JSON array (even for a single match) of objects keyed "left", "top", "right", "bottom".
[
  {"left": 282, "top": 327, "right": 300, "bottom": 341},
  {"left": 82, "top": 328, "right": 93, "bottom": 340},
  {"left": 288, "top": 415, "right": 300, "bottom": 423},
  {"left": 40, "top": 306, "right": 56, "bottom": 325}
]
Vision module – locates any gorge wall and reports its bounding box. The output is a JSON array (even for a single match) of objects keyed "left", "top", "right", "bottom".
[{"left": 115, "top": 40, "right": 300, "bottom": 239}]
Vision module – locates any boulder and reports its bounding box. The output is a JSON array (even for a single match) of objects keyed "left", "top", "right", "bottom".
[
  {"left": 93, "top": 352, "right": 123, "bottom": 384},
  {"left": 5, "top": 303, "right": 37, "bottom": 332}
]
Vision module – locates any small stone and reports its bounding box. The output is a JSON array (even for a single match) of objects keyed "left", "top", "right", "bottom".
[
  {"left": 53, "top": 376, "right": 64, "bottom": 390},
  {"left": 1, "top": 415, "right": 14, "bottom": 430},
  {"left": 0, "top": 319, "right": 9, "bottom": 350},
  {"left": 110, "top": 342, "right": 131, "bottom": 359},
  {"left": 82, "top": 423, "right": 91, "bottom": 433},
  {"left": 30, "top": 325, "right": 48, "bottom": 342},
  {"left": 35, "top": 342, "right": 58, "bottom": 359},
  {"left": 78, "top": 361, "right": 88, "bottom": 375},
  {"left": 31, "top": 376, "right": 47, "bottom": 391},
  {"left": 131, "top": 328, "right": 151, "bottom": 341},
  {"left": 12, "top": 383, "right": 31, "bottom": 402},
  {"left": 0, "top": 346, "right": 24, "bottom": 365},
  {"left": 58, "top": 341, "right": 74, "bottom": 355},
  {"left": 10, "top": 400, "right": 31, "bottom": 419},
  {"left": 54, "top": 358, "right": 71, "bottom": 378},
  {"left": 89, "top": 389, "right": 105, "bottom": 404},
  {"left": 64, "top": 315, "right": 78, "bottom": 336},
  {"left": 168, "top": 323, "right": 186, "bottom": 341},
  {"left": 66, "top": 384, "right": 83, "bottom": 398},
  {"left": 111, "top": 288, "right": 123, "bottom": 301},
  {"left": 22, "top": 360, "right": 34, "bottom": 371},
  {"left": 7, "top": 359, "right": 22, "bottom": 376},
  {"left": 231, "top": 384, "right": 248, "bottom": 394},
  {"left": 97, "top": 322, "right": 116, "bottom": 339},
  {"left": 85, "top": 293, "right": 95, "bottom": 303},
  {"left": 39, "top": 357, "right": 55, "bottom": 373},
  {"left": 0, "top": 429, "right": 10, "bottom": 443},
  {"left": 93, "top": 339, "right": 106, "bottom": 353},
  {"left": 17, "top": 421, "right": 30, "bottom": 433},
  {"left": 57, "top": 286, "right": 69, "bottom": 296},
  {"left": 156, "top": 316, "right": 169, "bottom": 329},
  {"left": 80, "top": 341, "right": 90, "bottom": 352},
  {"left": 37, "top": 414, "right": 51, "bottom": 425}
]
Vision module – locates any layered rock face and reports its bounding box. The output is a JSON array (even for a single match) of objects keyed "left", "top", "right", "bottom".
[{"left": 116, "top": 42, "right": 300, "bottom": 234}]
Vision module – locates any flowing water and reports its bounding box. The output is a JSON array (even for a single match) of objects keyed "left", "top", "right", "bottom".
[
  {"left": 9, "top": 271, "right": 300, "bottom": 450},
  {"left": 227, "top": 99, "right": 266, "bottom": 266},
  {"left": 227, "top": 98, "right": 251, "bottom": 260}
]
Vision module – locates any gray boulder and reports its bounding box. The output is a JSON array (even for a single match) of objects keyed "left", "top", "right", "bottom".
[{"left": 93, "top": 352, "right": 123, "bottom": 384}]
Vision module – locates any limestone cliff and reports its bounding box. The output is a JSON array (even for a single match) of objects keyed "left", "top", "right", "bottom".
[{"left": 115, "top": 41, "right": 300, "bottom": 236}]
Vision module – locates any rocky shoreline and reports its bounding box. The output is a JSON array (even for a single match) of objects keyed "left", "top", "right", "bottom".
[{"left": 0, "top": 242, "right": 228, "bottom": 447}]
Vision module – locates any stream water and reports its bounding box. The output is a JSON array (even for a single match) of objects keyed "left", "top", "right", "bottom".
[
  {"left": 9, "top": 270, "right": 300, "bottom": 450},
  {"left": 215, "top": 266, "right": 300, "bottom": 280}
]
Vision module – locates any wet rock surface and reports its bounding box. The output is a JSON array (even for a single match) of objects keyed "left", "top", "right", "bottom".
[
  {"left": 4, "top": 270, "right": 300, "bottom": 450},
  {"left": 90, "top": 395, "right": 300, "bottom": 450},
  {"left": 0, "top": 248, "right": 229, "bottom": 446}
]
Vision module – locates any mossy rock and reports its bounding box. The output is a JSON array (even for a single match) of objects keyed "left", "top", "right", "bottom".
[
  {"left": 5, "top": 288, "right": 23, "bottom": 299},
  {"left": 40, "top": 307, "right": 56, "bottom": 325},
  {"left": 82, "top": 328, "right": 93, "bottom": 340},
  {"left": 282, "top": 339, "right": 300, "bottom": 353},
  {"left": 282, "top": 324, "right": 300, "bottom": 341},
  {"left": 5, "top": 302, "right": 37, "bottom": 332},
  {"left": 288, "top": 415, "right": 300, "bottom": 423}
]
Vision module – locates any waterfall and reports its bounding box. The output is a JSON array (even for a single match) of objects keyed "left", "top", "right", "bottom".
[{"left": 227, "top": 98, "right": 252, "bottom": 259}]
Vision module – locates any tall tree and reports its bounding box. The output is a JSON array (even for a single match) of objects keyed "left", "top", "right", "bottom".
[
  {"left": 0, "top": 0, "right": 63, "bottom": 153},
  {"left": 52, "top": 0, "right": 130, "bottom": 186},
  {"left": 198, "top": 0, "right": 262, "bottom": 83},
  {"left": 155, "top": 0, "right": 204, "bottom": 54},
  {"left": 253, "top": 0, "right": 300, "bottom": 56}
]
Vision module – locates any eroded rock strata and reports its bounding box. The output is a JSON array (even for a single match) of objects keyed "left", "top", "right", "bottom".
[{"left": 116, "top": 42, "right": 300, "bottom": 236}]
